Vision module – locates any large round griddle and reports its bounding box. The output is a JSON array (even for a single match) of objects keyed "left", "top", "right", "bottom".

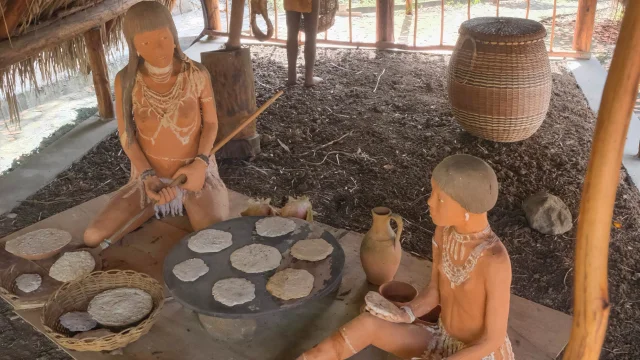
[{"left": 163, "top": 217, "right": 345, "bottom": 318}]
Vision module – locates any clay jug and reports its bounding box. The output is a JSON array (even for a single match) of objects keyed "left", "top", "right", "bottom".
[{"left": 360, "top": 207, "right": 403, "bottom": 285}]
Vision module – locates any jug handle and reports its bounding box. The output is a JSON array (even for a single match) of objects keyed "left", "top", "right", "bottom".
[{"left": 390, "top": 214, "right": 404, "bottom": 249}]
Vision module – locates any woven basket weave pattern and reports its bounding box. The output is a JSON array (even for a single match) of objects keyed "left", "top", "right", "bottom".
[
  {"left": 448, "top": 20, "right": 552, "bottom": 142},
  {"left": 41, "top": 270, "right": 165, "bottom": 352},
  {"left": 301, "top": 0, "right": 338, "bottom": 33}
]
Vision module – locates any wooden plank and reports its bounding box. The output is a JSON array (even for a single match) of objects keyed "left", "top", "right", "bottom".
[
  {"left": 572, "top": 0, "right": 598, "bottom": 52},
  {"left": 0, "top": 0, "right": 144, "bottom": 69},
  {"left": 84, "top": 27, "right": 114, "bottom": 120}
]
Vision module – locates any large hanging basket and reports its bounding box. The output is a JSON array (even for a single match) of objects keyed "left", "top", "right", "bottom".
[
  {"left": 447, "top": 17, "right": 552, "bottom": 142},
  {"left": 300, "top": 0, "right": 339, "bottom": 33}
]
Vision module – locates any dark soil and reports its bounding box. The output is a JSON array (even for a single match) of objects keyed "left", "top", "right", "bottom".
[{"left": 1, "top": 46, "right": 639, "bottom": 359}]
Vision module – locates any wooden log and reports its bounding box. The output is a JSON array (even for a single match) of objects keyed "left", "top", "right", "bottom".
[
  {"left": 84, "top": 27, "right": 114, "bottom": 120},
  {"left": 563, "top": 1, "right": 640, "bottom": 359},
  {"left": 573, "top": 0, "right": 598, "bottom": 52},
  {"left": 376, "top": 0, "right": 394, "bottom": 44},
  {"left": 226, "top": 0, "right": 246, "bottom": 48},
  {"left": 201, "top": 47, "right": 261, "bottom": 159},
  {"left": 0, "top": 0, "right": 29, "bottom": 40},
  {"left": 203, "top": 0, "right": 222, "bottom": 32},
  {"left": 0, "top": 0, "right": 144, "bottom": 69}
]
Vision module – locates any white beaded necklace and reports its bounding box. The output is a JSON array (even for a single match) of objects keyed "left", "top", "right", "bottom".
[
  {"left": 441, "top": 226, "right": 497, "bottom": 288},
  {"left": 144, "top": 61, "right": 173, "bottom": 83}
]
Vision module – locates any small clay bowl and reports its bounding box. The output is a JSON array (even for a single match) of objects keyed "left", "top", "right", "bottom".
[{"left": 379, "top": 281, "right": 418, "bottom": 307}]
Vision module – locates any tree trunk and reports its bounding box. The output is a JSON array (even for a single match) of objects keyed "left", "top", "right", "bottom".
[
  {"left": 84, "top": 27, "right": 114, "bottom": 120},
  {"left": 201, "top": 48, "right": 260, "bottom": 159}
]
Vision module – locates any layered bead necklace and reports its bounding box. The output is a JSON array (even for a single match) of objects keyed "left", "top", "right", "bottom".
[
  {"left": 441, "top": 226, "right": 497, "bottom": 288},
  {"left": 144, "top": 61, "right": 173, "bottom": 83}
]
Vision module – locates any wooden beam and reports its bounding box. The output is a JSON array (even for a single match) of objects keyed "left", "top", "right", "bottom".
[
  {"left": 0, "top": 0, "right": 30, "bottom": 40},
  {"left": 376, "top": 0, "right": 394, "bottom": 43},
  {"left": 573, "top": 0, "right": 597, "bottom": 52},
  {"left": 0, "top": 0, "right": 143, "bottom": 70},
  {"left": 563, "top": 1, "right": 640, "bottom": 359},
  {"left": 84, "top": 27, "right": 114, "bottom": 120}
]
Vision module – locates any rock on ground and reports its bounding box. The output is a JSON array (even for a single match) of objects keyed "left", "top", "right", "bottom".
[{"left": 523, "top": 192, "right": 573, "bottom": 235}]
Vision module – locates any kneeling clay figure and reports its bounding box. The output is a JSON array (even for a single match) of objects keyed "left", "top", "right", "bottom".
[{"left": 298, "top": 154, "right": 514, "bottom": 360}]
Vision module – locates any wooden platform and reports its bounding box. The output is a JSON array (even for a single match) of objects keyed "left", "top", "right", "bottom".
[{"left": 0, "top": 190, "right": 572, "bottom": 360}]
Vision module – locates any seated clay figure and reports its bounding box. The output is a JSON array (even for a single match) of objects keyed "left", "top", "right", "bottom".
[
  {"left": 84, "top": 2, "right": 230, "bottom": 247},
  {"left": 298, "top": 154, "right": 514, "bottom": 360}
]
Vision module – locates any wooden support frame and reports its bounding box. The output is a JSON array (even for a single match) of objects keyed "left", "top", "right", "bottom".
[
  {"left": 376, "top": 0, "right": 394, "bottom": 44},
  {"left": 573, "top": 0, "right": 598, "bottom": 52},
  {"left": 84, "top": 27, "right": 114, "bottom": 120},
  {"left": 563, "top": 1, "right": 640, "bottom": 359},
  {"left": 0, "top": 0, "right": 143, "bottom": 69}
]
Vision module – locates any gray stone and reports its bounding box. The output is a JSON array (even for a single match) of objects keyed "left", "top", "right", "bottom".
[{"left": 523, "top": 192, "right": 573, "bottom": 235}]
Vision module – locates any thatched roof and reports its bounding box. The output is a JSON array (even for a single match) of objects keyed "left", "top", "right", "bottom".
[{"left": 0, "top": 0, "right": 173, "bottom": 126}]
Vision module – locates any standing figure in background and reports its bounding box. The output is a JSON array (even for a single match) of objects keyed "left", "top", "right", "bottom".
[
  {"left": 84, "top": 2, "right": 229, "bottom": 248},
  {"left": 285, "top": 0, "right": 323, "bottom": 86},
  {"left": 298, "top": 155, "right": 514, "bottom": 360}
]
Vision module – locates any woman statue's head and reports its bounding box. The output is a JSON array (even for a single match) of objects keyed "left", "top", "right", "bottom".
[
  {"left": 120, "top": 1, "right": 186, "bottom": 144},
  {"left": 427, "top": 154, "right": 498, "bottom": 227}
]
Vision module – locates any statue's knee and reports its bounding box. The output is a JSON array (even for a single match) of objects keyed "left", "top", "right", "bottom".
[{"left": 83, "top": 226, "right": 105, "bottom": 247}]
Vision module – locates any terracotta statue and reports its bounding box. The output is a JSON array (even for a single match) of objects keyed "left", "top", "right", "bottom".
[
  {"left": 285, "top": 0, "right": 322, "bottom": 86},
  {"left": 298, "top": 154, "right": 514, "bottom": 360},
  {"left": 84, "top": 2, "right": 230, "bottom": 247}
]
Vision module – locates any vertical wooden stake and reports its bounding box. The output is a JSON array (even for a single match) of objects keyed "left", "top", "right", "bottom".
[
  {"left": 376, "top": 0, "right": 394, "bottom": 44},
  {"left": 550, "top": 0, "right": 557, "bottom": 51},
  {"left": 573, "top": 0, "right": 598, "bottom": 52},
  {"left": 439, "top": 0, "right": 444, "bottom": 46},
  {"left": 225, "top": 0, "right": 230, "bottom": 32},
  {"left": 467, "top": 0, "right": 471, "bottom": 20},
  {"left": 526, "top": 0, "right": 530, "bottom": 19},
  {"left": 227, "top": 0, "right": 246, "bottom": 47},
  {"left": 204, "top": 0, "right": 223, "bottom": 32},
  {"left": 273, "top": 0, "right": 278, "bottom": 39},
  {"left": 413, "top": 0, "right": 418, "bottom": 46},
  {"left": 563, "top": 1, "right": 640, "bottom": 359},
  {"left": 405, "top": 0, "right": 412, "bottom": 15},
  {"left": 349, "top": 0, "right": 353, "bottom": 43},
  {"left": 496, "top": 0, "right": 499, "bottom": 17},
  {"left": 84, "top": 27, "right": 114, "bottom": 120}
]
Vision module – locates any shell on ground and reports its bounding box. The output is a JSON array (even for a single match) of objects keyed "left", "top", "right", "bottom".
[
  {"left": 291, "top": 238, "right": 333, "bottom": 261},
  {"left": 230, "top": 244, "right": 282, "bottom": 274},
  {"left": 49, "top": 251, "right": 95, "bottom": 282},
  {"left": 212, "top": 278, "right": 256, "bottom": 306},
  {"left": 187, "top": 229, "right": 233, "bottom": 253},
  {"left": 255, "top": 217, "right": 296, "bottom": 237},
  {"left": 266, "top": 268, "right": 314, "bottom": 300},
  {"left": 88, "top": 287, "right": 153, "bottom": 327}
]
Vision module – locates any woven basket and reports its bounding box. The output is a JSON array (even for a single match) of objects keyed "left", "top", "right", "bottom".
[
  {"left": 300, "top": 0, "right": 338, "bottom": 33},
  {"left": 447, "top": 17, "right": 552, "bottom": 142},
  {"left": 41, "top": 270, "right": 165, "bottom": 352}
]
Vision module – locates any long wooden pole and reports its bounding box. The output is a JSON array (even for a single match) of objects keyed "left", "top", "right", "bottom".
[
  {"left": 226, "top": 0, "right": 246, "bottom": 48},
  {"left": 563, "top": 2, "right": 640, "bottom": 359},
  {"left": 573, "top": 0, "right": 598, "bottom": 52},
  {"left": 84, "top": 27, "right": 114, "bottom": 120},
  {"left": 0, "top": 0, "right": 143, "bottom": 69},
  {"left": 550, "top": 0, "right": 557, "bottom": 52},
  {"left": 376, "top": 0, "right": 394, "bottom": 44}
]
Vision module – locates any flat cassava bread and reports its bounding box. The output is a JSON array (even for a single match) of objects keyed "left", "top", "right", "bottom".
[
  {"left": 188, "top": 229, "right": 233, "bottom": 253},
  {"left": 5, "top": 229, "right": 71, "bottom": 257},
  {"left": 266, "top": 268, "right": 314, "bottom": 300},
  {"left": 212, "top": 278, "right": 256, "bottom": 306},
  {"left": 291, "top": 239, "right": 333, "bottom": 261},
  {"left": 88, "top": 288, "right": 153, "bottom": 327},
  {"left": 364, "top": 291, "right": 406, "bottom": 318},
  {"left": 172, "top": 258, "right": 209, "bottom": 282},
  {"left": 15, "top": 273, "right": 42, "bottom": 293},
  {"left": 255, "top": 217, "right": 296, "bottom": 237},
  {"left": 230, "top": 244, "right": 282, "bottom": 273},
  {"left": 59, "top": 312, "right": 97, "bottom": 332},
  {"left": 49, "top": 251, "right": 95, "bottom": 282}
]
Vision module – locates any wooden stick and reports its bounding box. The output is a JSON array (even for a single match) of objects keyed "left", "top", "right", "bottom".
[
  {"left": 550, "top": 0, "right": 557, "bottom": 52},
  {"left": 467, "top": 0, "right": 471, "bottom": 20},
  {"left": 100, "top": 90, "right": 283, "bottom": 248},
  {"left": 439, "top": 0, "right": 444, "bottom": 46},
  {"left": 495, "top": 0, "right": 499, "bottom": 17},
  {"left": 0, "top": 0, "right": 144, "bottom": 69},
  {"left": 563, "top": 1, "right": 640, "bottom": 359},
  {"left": 413, "top": 0, "right": 418, "bottom": 47},
  {"left": 349, "top": 0, "right": 352, "bottom": 43},
  {"left": 273, "top": 0, "right": 278, "bottom": 39},
  {"left": 525, "top": 0, "right": 530, "bottom": 19}
]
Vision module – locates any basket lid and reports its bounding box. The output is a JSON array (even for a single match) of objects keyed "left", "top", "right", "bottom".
[{"left": 459, "top": 17, "right": 547, "bottom": 43}]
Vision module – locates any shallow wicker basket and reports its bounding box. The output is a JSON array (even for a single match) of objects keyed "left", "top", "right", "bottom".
[
  {"left": 447, "top": 17, "right": 552, "bottom": 142},
  {"left": 41, "top": 270, "right": 165, "bottom": 352}
]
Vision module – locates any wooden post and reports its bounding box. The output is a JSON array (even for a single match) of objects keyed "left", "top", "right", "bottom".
[
  {"left": 573, "top": 0, "right": 597, "bottom": 52},
  {"left": 376, "top": 0, "right": 394, "bottom": 44},
  {"left": 201, "top": 48, "right": 260, "bottom": 159},
  {"left": 84, "top": 27, "right": 114, "bottom": 120},
  {"left": 563, "top": 1, "right": 640, "bottom": 359},
  {"left": 405, "top": 0, "right": 412, "bottom": 15},
  {"left": 226, "top": 0, "right": 246, "bottom": 48},
  {"left": 204, "top": 0, "right": 223, "bottom": 32}
]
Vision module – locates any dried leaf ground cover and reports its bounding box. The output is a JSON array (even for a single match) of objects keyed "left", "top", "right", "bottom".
[{"left": 1, "top": 46, "right": 639, "bottom": 358}]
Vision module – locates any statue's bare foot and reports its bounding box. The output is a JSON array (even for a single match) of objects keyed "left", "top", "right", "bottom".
[
  {"left": 304, "top": 77, "right": 323, "bottom": 87},
  {"left": 287, "top": 74, "right": 303, "bottom": 86}
]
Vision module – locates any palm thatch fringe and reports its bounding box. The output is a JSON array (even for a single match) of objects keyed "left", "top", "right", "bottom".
[{"left": 0, "top": 0, "right": 173, "bottom": 127}]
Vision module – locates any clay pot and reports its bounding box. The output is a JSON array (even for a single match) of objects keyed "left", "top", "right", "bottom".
[
  {"left": 379, "top": 281, "right": 417, "bottom": 307},
  {"left": 360, "top": 207, "right": 403, "bottom": 285}
]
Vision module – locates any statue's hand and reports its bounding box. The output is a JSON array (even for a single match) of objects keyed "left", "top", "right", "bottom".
[
  {"left": 364, "top": 305, "right": 412, "bottom": 324},
  {"left": 173, "top": 160, "right": 207, "bottom": 192},
  {"left": 143, "top": 176, "right": 177, "bottom": 205}
]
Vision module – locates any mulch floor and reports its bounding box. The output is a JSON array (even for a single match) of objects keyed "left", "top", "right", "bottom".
[{"left": 1, "top": 45, "right": 639, "bottom": 359}]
